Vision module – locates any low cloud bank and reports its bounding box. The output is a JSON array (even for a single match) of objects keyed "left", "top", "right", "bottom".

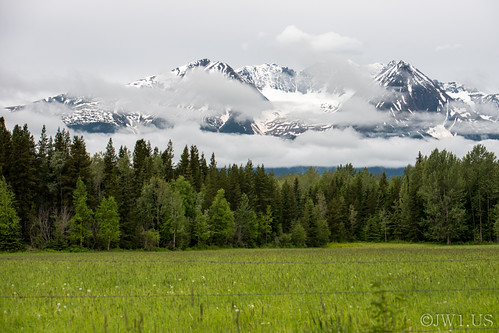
[{"left": 4, "top": 105, "right": 497, "bottom": 169}]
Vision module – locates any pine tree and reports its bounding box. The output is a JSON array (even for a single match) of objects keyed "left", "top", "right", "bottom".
[
  {"left": 0, "top": 117, "right": 12, "bottom": 179},
  {"left": 176, "top": 145, "right": 191, "bottom": 180},
  {"left": 35, "top": 125, "right": 53, "bottom": 208},
  {"left": 0, "top": 177, "right": 22, "bottom": 251},
  {"left": 95, "top": 196, "right": 120, "bottom": 250},
  {"left": 161, "top": 139, "right": 175, "bottom": 182},
  {"left": 234, "top": 193, "right": 258, "bottom": 247},
  {"left": 103, "top": 138, "right": 119, "bottom": 199},
  {"left": 65, "top": 136, "right": 92, "bottom": 205},
  {"left": 9, "top": 124, "right": 37, "bottom": 241},
  {"left": 189, "top": 145, "right": 202, "bottom": 191},
  {"left": 280, "top": 180, "right": 297, "bottom": 233},
  {"left": 116, "top": 148, "right": 136, "bottom": 248},
  {"left": 132, "top": 139, "right": 152, "bottom": 196},
  {"left": 259, "top": 205, "right": 273, "bottom": 245}
]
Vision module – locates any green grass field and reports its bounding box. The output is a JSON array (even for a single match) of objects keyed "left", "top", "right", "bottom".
[{"left": 1, "top": 244, "right": 498, "bottom": 332}]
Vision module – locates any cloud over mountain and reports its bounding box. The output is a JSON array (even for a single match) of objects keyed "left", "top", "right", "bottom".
[{"left": 276, "top": 25, "right": 362, "bottom": 53}]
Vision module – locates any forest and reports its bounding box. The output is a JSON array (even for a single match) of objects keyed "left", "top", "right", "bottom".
[{"left": 1, "top": 117, "right": 499, "bottom": 251}]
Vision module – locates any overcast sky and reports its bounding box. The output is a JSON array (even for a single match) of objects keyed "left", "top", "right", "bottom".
[
  {"left": 1, "top": 0, "right": 498, "bottom": 93},
  {"left": 1, "top": 0, "right": 499, "bottom": 167}
]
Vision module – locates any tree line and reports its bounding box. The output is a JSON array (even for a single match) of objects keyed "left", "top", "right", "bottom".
[{"left": 1, "top": 118, "right": 498, "bottom": 251}]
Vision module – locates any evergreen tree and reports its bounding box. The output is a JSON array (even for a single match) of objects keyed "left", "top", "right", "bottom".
[
  {"left": 64, "top": 136, "right": 92, "bottom": 206},
  {"left": 0, "top": 177, "right": 22, "bottom": 251},
  {"left": 398, "top": 161, "right": 425, "bottom": 241},
  {"left": 103, "top": 138, "right": 119, "bottom": 199},
  {"left": 280, "top": 180, "right": 297, "bottom": 233},
  {"left": 161, "top": 139, "right": 175, "bottom": 182},
  {"left": 420, "top": 149, "right": 466, "bottom": 245},
  {"left": 225, "top": 164, "right": 242, "bottom": 210},
  {"left": 258, "top": 205, "right": 273, "bottom": 245},
  {"left": 463, "top": 144, "right": 497, "bottom": 242},
  {"left": 116, "top": 148, "right": 136, "bottom": 248},
  {"left": 0, "top": 117, "right": 12, "bottom": 178},
  {"left": 53, "top": 128, "right": 71, "bottom": 156},
  {"left": 203, "top": 153, "right": 220, "bottom": 211},
  {"left": 35, "top": 126, "right": 53, "bottom": 208},
  {"left": 189, "top": 145, "right": 202, "bottom": 191},
  {"left": 328, "top": 196, "right": 348, "bottom": 242},
  {"left": 176, "top": 145, "right": 191, "bottom": 180},
  {"left": 234, "top": 193, "right": 258, "bottom": 247},
  {"left": 95, "top": 196, "right": 120, "bottom": 250},
  {"left": 9, "top": 124, "right": 37, "bottom": 241},
  {"left": 132, "top": 139, "right": 152, "bottom": 196}
]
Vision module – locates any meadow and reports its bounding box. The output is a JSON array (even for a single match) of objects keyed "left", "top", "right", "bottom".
[{"left": 1, "top": 243, "right": 497, "bottom": 332}]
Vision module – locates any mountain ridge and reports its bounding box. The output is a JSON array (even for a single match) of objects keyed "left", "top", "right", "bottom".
[{"left": 5, "top": 58, "right": 499, "bottom": 140}]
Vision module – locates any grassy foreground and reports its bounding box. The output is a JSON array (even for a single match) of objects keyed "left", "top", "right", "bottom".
[{"left": 0, "top": 244, "right": 497, "bottom": 332}]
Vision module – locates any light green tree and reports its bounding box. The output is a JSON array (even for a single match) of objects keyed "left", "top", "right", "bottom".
[
  {"left": 69, "top": 177, "right": 93, "bottom": 248},
  {"left": 291, "top": 221, "right": 307, "bottom": 247},
  {"left": 0, "top": 177, "right": 22, "bottom": 251},
  {"left": 208, "top": 189, "right": 234, "bottom": 246},
  {"left": 162, "top": 189, "right": 189, "bottom": 249},
  {"left": 95, "top": 196, "right": 120, "bottom": 250},
  {"left": 193, "top": 207, "right": 210, "bottom": 247}
]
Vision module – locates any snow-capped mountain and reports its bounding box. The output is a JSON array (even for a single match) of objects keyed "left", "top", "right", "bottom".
[
  {"left": 374, "top": 60, "right": 451, "bottom": 113},
  {"left": 4, "top": 58, "right": 499, "bottom": 140},
  {"left": 237, "top": 64, "right": 300, "bottom": 93}
]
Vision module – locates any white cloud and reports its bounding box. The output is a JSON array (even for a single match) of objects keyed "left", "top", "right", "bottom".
[
  {"left": 276, "top": 25, "right": 362, "bottom": 53},
  {"left": 4, "top": 100, "right": 499, "bottom": 170},
  {"left": 435, "top": 43, "right": 463, "bottom": 52}
]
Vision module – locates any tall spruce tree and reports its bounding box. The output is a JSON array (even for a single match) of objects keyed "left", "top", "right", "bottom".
[
  {"left": 9, "top": 124, "right": 37, "bottom": 241},
  {"left": 0, "top": 117, "right": 12, "bottom": 179},
  {"left": 234, "top": 193, "right": 258, "bottom": 247},
  {"left": 103, "top": 138, "right": 119, "bottom": 199},
  {"left": 161, "top": 139, "right": 175, "bottom": 182}
]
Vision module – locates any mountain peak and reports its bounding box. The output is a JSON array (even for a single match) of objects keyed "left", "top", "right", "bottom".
[
  {"left": 171, "top": 58, "right": 248, "bottom": 84},
  {"left": 374, "top": 60, "right": 451, "bottom": 113},
  {"left": 237, "top": 63, "right": 298, "bottom": 92},
  {"left": 171, "top": 58, "right": 212, "bottom": 77}
]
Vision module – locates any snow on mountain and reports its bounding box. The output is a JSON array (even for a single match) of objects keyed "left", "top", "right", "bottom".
[
  {"left": 237, "top": 64, "right": 299, "bottom": 92},
  {"left": 374, "top": 60, "right": 451, "bottom": 113},
  {"left": 172, "top": 58, "right": 248, "bottom": 84},
  {"left": 5, "top": 58, "right": 499, "bottom": 140}
]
